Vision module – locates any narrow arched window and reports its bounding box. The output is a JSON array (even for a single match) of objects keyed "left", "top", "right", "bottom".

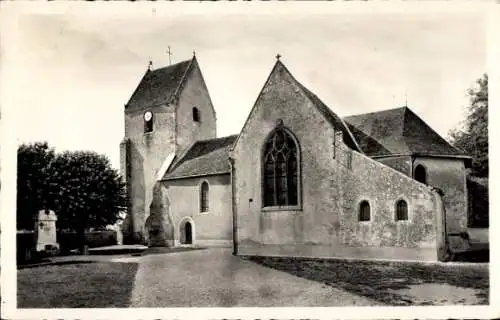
[
  {"left": 414, "top": 164, "right": 427, "bottom": 184},
  {"left": 193, "top": 107, "right": 200, "bottom": 122},
  {"left": 200, "top": 181, "right": 209, "bottom": 212},
  {"left": 262, "top": 127, "right": 299, "bottom": 207},
  {"left": 359, "top": 201, "right": 371, "bottom": 221},
  {"left": 396, "top": 200, "right": 408, "bottom": 221}
]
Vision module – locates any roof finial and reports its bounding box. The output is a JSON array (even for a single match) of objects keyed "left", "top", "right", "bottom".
[
  {"left": 276, "top": 53, "right": 281, "bottom": 60},
  {"left": 404, "top": 91, "right": 408, "bottom": 107},
  {"left": 167, "top": 46, "right": 172, "bottom": 65},
  {"left": 193, "top": 49, "right": 196, "bottom": 57},
  {"left": 148, "top": 60, "right": 153, "bottom": 71}
]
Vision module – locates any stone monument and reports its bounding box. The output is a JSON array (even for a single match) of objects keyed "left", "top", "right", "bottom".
[
  {"left": 35, "top": 209, "right": 60, "bottom": 253},
  {"left": 145, "top": 182, "right": 175, "bottom": 247}
]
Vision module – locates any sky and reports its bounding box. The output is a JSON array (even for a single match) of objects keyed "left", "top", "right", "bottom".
[{"left": 2, "top": 3, "right": 488, "bottom": 170}]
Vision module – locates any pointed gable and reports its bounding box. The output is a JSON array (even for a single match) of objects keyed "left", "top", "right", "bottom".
[
  {"left": 125, "top": 58, "right": 193, "bottom": 110},
  {"left": 344, "top": 106, "right": 467, "bottom": 158},
  {"left": 233, "top": 60, "right": 361, "bottom": 153},
  {"left": 277, "top": 61, "right": 361, "bottom": 152}
]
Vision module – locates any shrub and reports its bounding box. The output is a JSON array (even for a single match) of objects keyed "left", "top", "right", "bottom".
[{"left": 467, "top": 177, "right": 489, "bottom": 228}]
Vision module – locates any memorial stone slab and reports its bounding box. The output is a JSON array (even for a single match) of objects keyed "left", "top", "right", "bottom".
[{"left": 35, "top": 209, "right": 60, "bottom": 252}]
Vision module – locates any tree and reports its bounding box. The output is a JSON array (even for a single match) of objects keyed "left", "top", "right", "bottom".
[
  {"left": 50, "top": 151, "right": 128, "bottom": 250},
  {"left": 17, "top": 143, "right": 128, "bottom": 251},
  {"left": 17, "top": 142, "right": 56, "bottom": 230},
  {"left": 449, "top": 74, "right": 488, "bottom": 177}
]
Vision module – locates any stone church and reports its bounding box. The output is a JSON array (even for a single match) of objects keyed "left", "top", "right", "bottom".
[{"left": 120, "top": 54, "right": 471, "bottom": 261}]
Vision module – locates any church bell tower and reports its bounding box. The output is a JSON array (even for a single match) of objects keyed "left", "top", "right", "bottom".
[{"left": 120, "top": 54, "right": 217, "bottom": 244}]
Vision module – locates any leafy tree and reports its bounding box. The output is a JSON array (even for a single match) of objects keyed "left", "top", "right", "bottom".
[
  {"left": 449, "top": 74, "right": 488, "bottom": 177},
  {"left": 49, "top": 151, "right": 128, "bottom": 250},
  {"left": 17, "top": 142, "right": 56, "bottom": 230},
  {"left": 17, "top": 143, "right": 128, "bottom": 251}
]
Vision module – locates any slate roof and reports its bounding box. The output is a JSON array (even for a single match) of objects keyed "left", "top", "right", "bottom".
[
  {"left": 162, "top": 135, "right": 238, "bottom": 180},
  {"left": 126, "top": 58, "right": 193, "bottom": 110},
  {"left": 343, "top": 106, "right": 467, "bottom": 158}
]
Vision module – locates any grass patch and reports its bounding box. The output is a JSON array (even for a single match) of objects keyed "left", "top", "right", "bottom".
[
  {"left": 244, "top": 256, "right": 489, "bottom": 305},
  {"left": 18, "top": 261, "right": 138, "bottom": 308}
]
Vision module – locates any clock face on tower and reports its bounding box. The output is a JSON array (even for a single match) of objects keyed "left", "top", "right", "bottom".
[{"left": 144, "top": 111, "right": 153, "bottom": 122}]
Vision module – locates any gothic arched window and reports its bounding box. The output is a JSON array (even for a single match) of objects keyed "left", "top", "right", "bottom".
[
  {"left": 262, "top": 127, "right": 300, "bottom": 207},
  {"left": 200, "top": 181, "right": 209, "bottom": 213}
]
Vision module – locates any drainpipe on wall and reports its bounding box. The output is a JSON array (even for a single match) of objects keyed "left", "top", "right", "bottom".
[
  {"left": 229, "top": 156, "right": 238, "bottom": 256},
  {"left": 410, "top": 155, "right": 416, "bottom": 178}
]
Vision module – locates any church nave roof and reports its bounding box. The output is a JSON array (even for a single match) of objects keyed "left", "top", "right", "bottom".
[{"left": 162, "top": 135, "right": 238, "bottom": 180}]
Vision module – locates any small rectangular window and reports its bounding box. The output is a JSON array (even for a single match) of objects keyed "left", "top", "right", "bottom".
[{"left": 193, "top": 107, "right": 200, "bottom": 122}]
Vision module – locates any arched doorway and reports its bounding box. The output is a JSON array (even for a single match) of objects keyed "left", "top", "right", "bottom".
[
  {"left": 179, "top": 218, "right": 195, "bottom": 245},
  {"left": 184, "top": 222, "right": 192, "bottom": 244},
  {"left": 414, "top": 164, "right": 427, "bottom": 184}
]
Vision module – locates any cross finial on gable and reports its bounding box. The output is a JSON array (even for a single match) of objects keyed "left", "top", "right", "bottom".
[{"left": 276, "top": 53, "right": 281, "bottom": 60}]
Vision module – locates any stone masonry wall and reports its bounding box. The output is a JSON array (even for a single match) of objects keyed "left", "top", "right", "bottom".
[
  {"left": 123, "top": 63, "right": 217, "bottom": 243},
  {"left": 376, "top": 156, "right": 412, "bottom": 176},
  {"left": 413, "top": 157, "right": 468, "bottom": 233},
  {"left": 335, "top": 134, "right": 436, "bottom": 249},
  {"left": 232, "top": 62, "right": 438, "bottom": 260},
  {"left": 124, "top": 104, "right": 176, "bottom": 242},
  {"left": 165, "top": 174, "right": 233, "bottom": 245},
  {"left": 232, "top": 63, "right": 339, "bottom": 246},
  {"left": 176, "top": 62, "right": 217, "bottom": 156},
  {"left": 373, "top": 155, "right": 468, "bottom": 235}
]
